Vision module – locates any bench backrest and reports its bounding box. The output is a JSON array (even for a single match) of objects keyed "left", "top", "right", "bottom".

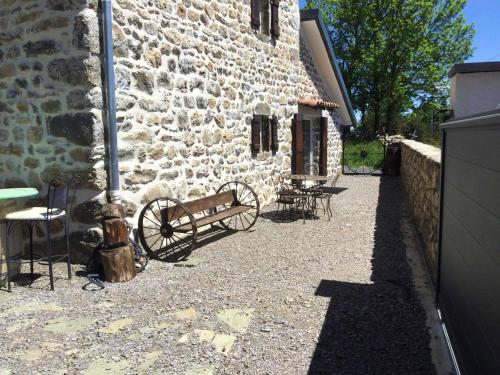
[{"left": 163, "top": 190, "right": 236, "bottom": 221}]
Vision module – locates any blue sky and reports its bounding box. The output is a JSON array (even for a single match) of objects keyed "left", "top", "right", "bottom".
[{"left": 299, "top": 0, "right": 500, "bottom": 63}]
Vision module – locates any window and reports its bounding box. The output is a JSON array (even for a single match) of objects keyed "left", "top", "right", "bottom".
[
  {"left": 251, "top": 0, "right": 280, "bottom": 38},
  {"left": 260, "top": 0, "right": 270, "bottom": 35},
  {"left": 292, "top": 113, "right": 328, "bottom": 175},
  {"left": 302, "top": 118, "right": 321, "bottom": 175},
  {"left": 251, "top": 114, "right": 279, "bottom": 156}
]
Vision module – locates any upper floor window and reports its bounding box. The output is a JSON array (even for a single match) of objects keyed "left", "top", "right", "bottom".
[{"left": 251, "top": 0, "right": 280, "bottom": 39}]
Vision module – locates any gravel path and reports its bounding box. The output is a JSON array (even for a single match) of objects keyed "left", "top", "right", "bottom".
[{"left": 0, "top": 175, "right": 436, "bottom": 375}]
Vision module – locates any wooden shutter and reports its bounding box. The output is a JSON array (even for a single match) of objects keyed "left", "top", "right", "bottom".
[
  {"left": 261, "top": 115, "right": 270, "bottom": 152},
  {"left": 270, "top": 0, "right": 280, "bottom": 38},
  {"left": 292, "top": 113, "right": 304, "bottom": 174},
  {"left": 251, "top": 115, "right": 261, "bottom": 154},
  {"left": 251, "top": 0, "right": 261, "bottom": 30},
  {"left": 271, "top": 116, "right": 279, "bottom": 153},
  {"left": 319, "top": 117, "right": 328, "bottom": 176}
]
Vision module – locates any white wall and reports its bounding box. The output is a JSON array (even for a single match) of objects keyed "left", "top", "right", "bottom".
[{"left": 450, "top": 71, "right": 500, "bottom": 118}]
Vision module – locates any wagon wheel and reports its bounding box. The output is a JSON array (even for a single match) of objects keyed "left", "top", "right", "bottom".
[
  {"left": 138, "top": 197, "right": 197, "bottom": 262},
  {"left": 215, "top": 181, "right": 260, "bottom": 231}
]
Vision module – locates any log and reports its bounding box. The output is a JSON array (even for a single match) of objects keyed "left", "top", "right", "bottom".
[
  {"left": 101, "top": 203, "right": 125, "bottom": 220},
  {"left": 100, "top": 244, "right": 137, "bottom": 283},
  {"left": 103, "top": 218, "right": 129, "bottom": 245}
]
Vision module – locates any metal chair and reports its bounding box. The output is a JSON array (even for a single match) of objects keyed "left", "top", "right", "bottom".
[
  {"left": 4, "top": 176, "right": 80, "bottom": 291},
  {"left": 302, "top": 163, "right": 322, "bottom": 215},
  {"left": 315, "top": 174, "right": 339, "bottom": 221},
  {"left": 272, "top": 171, "right": 307, "bottom": 221}
]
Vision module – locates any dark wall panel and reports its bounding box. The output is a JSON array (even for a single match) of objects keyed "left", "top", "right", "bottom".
[
  {"left": 439, "top": 120, "right": 500, "bottom": 375},
  {"left": 446, "top": 127, "right": 500, "bottom": 173}
]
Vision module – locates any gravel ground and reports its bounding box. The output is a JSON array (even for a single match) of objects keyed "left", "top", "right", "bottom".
[{"left": 0, "top": 175, "right": 437, "bottom": 375}]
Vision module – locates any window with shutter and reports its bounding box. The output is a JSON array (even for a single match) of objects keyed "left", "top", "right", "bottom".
[
  {"left": 261, "top": 115, "right": 270, "bottom": 152},
  {"left": 260, "top": 0, "right": 270, "bottom": 35},
  {"left": 292, "top": 114, "right": 304, "bottom": 174},
  {"left": 319, "top": 117, "right": 328, "bottom": 176},
  {"left": 251, "top": 115, "right": 261, "bottom": 155},
  {"left": 270, "top": 0, "right": 280, "bottom": 38},
  {"left": 271, "top": 116, "right": 279, "bottom": 153},
  {"left": 251, "top": 0, "right": 261, "bottom": 30}
]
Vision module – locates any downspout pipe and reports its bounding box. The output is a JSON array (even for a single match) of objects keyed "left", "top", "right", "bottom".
[{"left": 102, "top": 0, "right": 121, "bottom": 203}]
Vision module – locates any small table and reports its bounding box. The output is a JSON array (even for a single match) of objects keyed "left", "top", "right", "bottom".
[
  {"left": 288, "top": 174, "right": 330, "bottom": 182},
  {"left": 0, "top": 188, "right": 39, "bottom": 286}
]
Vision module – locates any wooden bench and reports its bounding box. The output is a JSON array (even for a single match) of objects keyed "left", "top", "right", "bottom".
[{"left": 138, "top": 181, "right": 260, "bottom": 260}]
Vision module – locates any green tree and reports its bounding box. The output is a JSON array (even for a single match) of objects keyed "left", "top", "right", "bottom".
[{"left": 306, "top": 0, "right": 474, "bottom": 134}]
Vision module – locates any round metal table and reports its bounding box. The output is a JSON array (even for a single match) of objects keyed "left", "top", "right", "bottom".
[{"left": 0, "top": 188, "right": 39, "bottom": 287}]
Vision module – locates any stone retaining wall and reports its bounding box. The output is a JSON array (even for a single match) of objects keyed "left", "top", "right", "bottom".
[{"left": 400, "top": 140, "right": 441, "bottom": 281}]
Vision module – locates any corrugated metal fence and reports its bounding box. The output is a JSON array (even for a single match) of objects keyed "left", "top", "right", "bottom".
[{"left": 438, "top": 110, "right": 500, "bottom": 375}]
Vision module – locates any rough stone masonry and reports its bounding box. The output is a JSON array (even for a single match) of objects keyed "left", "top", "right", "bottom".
[{"left": 0, "top": 0, "right": 343, "bottom": 262}]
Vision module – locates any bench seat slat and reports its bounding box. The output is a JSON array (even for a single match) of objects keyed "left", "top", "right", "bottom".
[
  {"left": 174, "top": 205, "right": 252, "bottom": 231},
  {"left": 165, "top": 190, "right": 236, "bottom": 221}
]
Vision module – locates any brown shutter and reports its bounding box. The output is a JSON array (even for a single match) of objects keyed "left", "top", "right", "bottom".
[
  {"left": 292, "top": 113, "right": 304, "bottom": 174},
  {"left": 271, "top": 116, "right": 279, "bottom": 153},
  {"left": 270, "top": 0, "right": 280, "bottom": 38},
  {"left": 319, "top": 116, "right": 328, "bottom": 176},
  {"left": 251, "top": 115, "right": 261, "bottom": 154},
  {"left": 261, "top": 115, "right": 270, "bottom": 152},
  {"left": 251, "top": 0, "right": 261, "bottom": 30}
]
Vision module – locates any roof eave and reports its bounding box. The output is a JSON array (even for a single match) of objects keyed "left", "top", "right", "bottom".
[{"left": 300, "top": 9, "right": 357, "bottom": 127}]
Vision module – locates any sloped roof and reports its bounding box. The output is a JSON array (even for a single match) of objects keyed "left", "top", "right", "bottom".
[{"left": 300, "top": 9, "right": 357, "bottom": 127}]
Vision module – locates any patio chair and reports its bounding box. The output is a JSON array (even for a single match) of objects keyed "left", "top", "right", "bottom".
[
  {"left": 272, "top": 171, "right": 307, "bottom": 220},
  {"left": 314, "top": 174, "right": 339, "bottom": 221},
  {"left": 3, "top": 176, "right": 80, "bottom": 291},
  {"left": 301, "top": 163, "right": 322, "bottom": 215}
]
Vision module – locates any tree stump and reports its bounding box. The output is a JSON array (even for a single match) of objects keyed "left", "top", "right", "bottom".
[
  {"left": 100, "top": 203, "right": 136, "bottom": 283},
  {"left": 99, "top": 244, "right": 137, "bottom": 283},
  {"left": 101, "top": 203, "right": 125, "bottom": 220},
  {"left": 103, "top": 218, "right": 129, "bottom": 244}
]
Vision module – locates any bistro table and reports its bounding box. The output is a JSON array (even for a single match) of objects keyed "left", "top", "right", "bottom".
[
  {"left": 286, "top": 174, "right": 333, "bottom": 218},
  {"left": 288, "top": 174, "right": 330, "bottom": 182},
  {"left": 0, "top": 188, "right": 39, "bottom": 287}
]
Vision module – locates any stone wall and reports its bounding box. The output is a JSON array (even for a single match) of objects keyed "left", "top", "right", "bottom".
[
  {"left": 0, "top": 0, "right": 106, "bottom": 261},
  {"left": 400, "top": 140, "right": 441, "bottom": 281},
  {"left": 112, "top": 0, "right": 343, "bottom": 219},
  {"left": 0, "top": 0, "right": 344, "bottom": 262}
]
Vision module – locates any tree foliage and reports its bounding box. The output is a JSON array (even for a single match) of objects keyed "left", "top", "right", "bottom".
[{"left": 306, "top": 0, "right": 474, "bottom": 133}]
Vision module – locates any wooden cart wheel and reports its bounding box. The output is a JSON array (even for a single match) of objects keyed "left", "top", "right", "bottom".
[
  {"left": 215, "top": 181, "right": 260, "bottom": 231},
  {"left": 138, "top": 197, "right": 197, "bottom": 261}
]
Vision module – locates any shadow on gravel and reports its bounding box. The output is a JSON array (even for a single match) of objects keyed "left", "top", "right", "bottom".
[{"left": 308, "top": 176, "right": 436, "bottom": 375}]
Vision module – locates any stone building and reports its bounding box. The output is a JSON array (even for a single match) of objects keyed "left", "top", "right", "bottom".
[{"left": 0, "top": 0, "right": 355, "bottom": 262}]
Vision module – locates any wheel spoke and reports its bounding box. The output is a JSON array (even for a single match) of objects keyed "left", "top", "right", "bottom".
[
  {"left": 149, "top": 234, "right": 162, "bottom": 250},
  {"left": 142, "top": 226, "right": 161, "bottom": 231},
  {"left": 226, "top": 215, "right": 234, "bottom": 230},
  {"left": 150, "top": 204, "right": 162, "bottom": 225},
  {"left": 170, "top": 235, "right": 186, "bottom": 254},
  {"left": 144, "top": 215, "right": 161, "bottom": 228},
  {"left": 238, "top": 214, "right": 245, "bottom": 230},
  {"left": 241, "top": 212, "right": 252, "bottom": 227},
  {"left": 239, "top": 189, "right": 252, "bottom": 203},
  {"left": 144, "top": 232, "right": 162, "bottom": 240},
  {"left": 170, "top": 204, "right": 179, "bottom": 224}
]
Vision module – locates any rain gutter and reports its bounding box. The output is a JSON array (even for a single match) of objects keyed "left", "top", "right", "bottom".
[{"left": 102, "top": 0, "right": 120, "bottom": 203}]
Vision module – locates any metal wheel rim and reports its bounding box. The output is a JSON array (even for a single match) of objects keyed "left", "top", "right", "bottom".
[
  {"left": 138, "top": 197, "right": 197, "bottom": 261},
  {"left": 215, "top": 181, "right": 260, "bottom": 231}
]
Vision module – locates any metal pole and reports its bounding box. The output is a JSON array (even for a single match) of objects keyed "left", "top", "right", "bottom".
[{"left": 102, "top": 0, "right": 120, "bottom": 203}]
